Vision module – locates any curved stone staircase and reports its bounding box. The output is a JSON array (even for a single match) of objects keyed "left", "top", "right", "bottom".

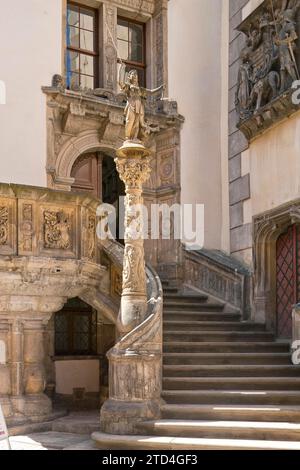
[{"left": 94, "top": 281, "right": 300, "bottom": 450}]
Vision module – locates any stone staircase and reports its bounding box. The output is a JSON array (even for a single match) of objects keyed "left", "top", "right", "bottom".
[
  {"left": 132, "top": 283, "right": 300, "bottom": 449},
  {"left": 92, "top": 282, "right": 300, "bottom": 449},
  {"left": 10, "top": 284, "right": 300, "bottom": 450}
]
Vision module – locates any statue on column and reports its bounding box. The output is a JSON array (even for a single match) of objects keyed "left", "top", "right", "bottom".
[{"left": 118, "top": 64, "right": 164, "bottom": 142}]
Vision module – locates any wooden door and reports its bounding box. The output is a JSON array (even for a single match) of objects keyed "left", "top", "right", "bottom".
[
  {"left": 71, "top": 153, "right": 101, "bottom": 198},
  {"left": 276, "top": 224, "right": 300, "bottom": 338}
]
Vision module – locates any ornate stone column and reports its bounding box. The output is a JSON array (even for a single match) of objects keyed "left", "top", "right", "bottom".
[
  {"left": 0, "top": 320, "right": 12, "bottom": 417},
  {"left": 9, "top": 315, "right": 53, "bottom": 418},
  {"left": 115, "top": 141, "right": 151, "bottom": 336},
  {"left": 97, "top": 142, "right": 162, "bottom": 437}
]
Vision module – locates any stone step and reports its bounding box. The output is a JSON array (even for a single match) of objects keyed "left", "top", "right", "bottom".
[
  {"left": 163, "top": 312, "right": 241, "bottom": 322},
  {"left": 163, "top": 377, "right": 300, "bottom": 391},
  {"left": 91, "top": 431, "right": 300, "bottom": 450},
  {"left": 163, "top": 330, "right": 275, "bottom": 343},
  {"left": 163, "top": 364, "right": 300, "bottom": 377},
  {"left": 161, "top": 404, "right": 300, "bottom": 423},
  {"left": 163, "top": 287, "right": 179, "bottom": 294},
  {"left": 164, "top": 302, "right": 225, "bottom": 312},
  {"left": 137, "top": 419, "right": 300, "bottom": 442},
  {"left": 163, "top": 352, "right": 291, "bottom": 365},
  {"left": 162, "top": 390, "right": 300, "bottom": 405},
  {"left": 163, "top": 320, "right": 266, "bottom": 331},
  {"left": 163, "top": 341, "right": 290, "bottom": 353},
  {"left": 163, "top": 294, "right": 208, "bottom": 303}
]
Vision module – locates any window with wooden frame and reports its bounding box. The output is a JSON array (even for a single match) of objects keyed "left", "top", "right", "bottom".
[
  {"left": 117, "top": 17, "right": 146, "bottom": 87},
  {"left": 66, "top": 2, "right": 99, "bottom": 90},
  {"left": 55, "top": 298, "right": 97, "bottom": 356}
]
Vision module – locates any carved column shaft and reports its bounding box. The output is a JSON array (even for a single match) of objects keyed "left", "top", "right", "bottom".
[
  {"left": 101, "top": 3, "right": 118, "bottom": 91},
  {"left": 23, "top": 320, "right": 47, "bottom": 395},
  {"left": 115, "top": 143, "right": 151, "bottom": 335},
  {"left": 0, "top": 321, "right": 11, "bottom": 396},
  {"left": 10, "top": 319, "right": 23, "bottom": 397}
]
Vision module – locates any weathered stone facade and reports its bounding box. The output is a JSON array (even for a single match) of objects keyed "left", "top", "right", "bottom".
[
  {"left": 43, "top": 82, "right": 183, "bottom": 280},
  {"left": 0, "top": 184, "right": 120, "bottom": 422}
]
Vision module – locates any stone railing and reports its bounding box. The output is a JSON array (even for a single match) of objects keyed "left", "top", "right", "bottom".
[
  {"left": 183, "top": 247, "right": 251, "bottom": 318},
  {"left": 97, "top": 240, "right": 163, "bottom": 435},
  {"left": 0, "top": 182, "right": 100, "bottom": 262}
]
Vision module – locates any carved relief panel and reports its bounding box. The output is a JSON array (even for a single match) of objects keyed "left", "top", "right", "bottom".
[
  {"left": 39, "top": 205, "right": 77, "bottom": 258},
  {"left": 0, "top": 197, "right": 17, "bottom": 256},
  {"left": 18, "top": 202, "right": 35, "bottom": 256},
  {"left": 236, "top": 0, "right": 300, "bottom": 140},
  {"left": 81, "top": 208, "right": 97, "bottom": 262}
]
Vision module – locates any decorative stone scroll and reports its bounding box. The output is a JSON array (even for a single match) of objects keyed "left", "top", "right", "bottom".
[
  {"left": 19, "top": 204, "right": 33, "bottom": 253},
  {"left": 236, "top": 0, "right": 300, "bottom": 140}
]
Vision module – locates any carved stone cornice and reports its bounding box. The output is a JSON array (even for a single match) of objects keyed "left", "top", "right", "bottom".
[
  {"left": 109, "top": 0, "right": 156, "bottom": 15},
  {"left": 43, "top": 85, "right": 183, "bottom": 189}
]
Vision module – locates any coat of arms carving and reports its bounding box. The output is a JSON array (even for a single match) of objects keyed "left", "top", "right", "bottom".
[{"left": 44, "top": 210, "right": 71, "bottom": 250}]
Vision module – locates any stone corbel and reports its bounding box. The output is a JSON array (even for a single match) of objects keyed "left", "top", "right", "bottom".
[
  {"left": 46, "top": 167, "right": 75, "bottom": 191},
  {"left": 61, "top": 102, "right": 87, "bottom": 134},
  {"left": 101, "top": 111, "right": 124, "bottom": 146}
]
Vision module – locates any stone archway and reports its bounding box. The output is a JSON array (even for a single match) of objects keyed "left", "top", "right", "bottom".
[
  {"left": 253, "top": 199, "right": 300, "bottom": 334},
  {"left": 50, "top": 130, "right": 117, "bottom": 192}
]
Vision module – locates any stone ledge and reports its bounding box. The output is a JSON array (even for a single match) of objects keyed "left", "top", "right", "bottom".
[{"left": 237, "top": 89, "right": 300, "bottom": 142}]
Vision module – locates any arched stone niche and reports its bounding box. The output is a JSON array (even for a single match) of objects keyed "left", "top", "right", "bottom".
[{"left": 253, "top": 200, "right": 300, "bottom": 332}]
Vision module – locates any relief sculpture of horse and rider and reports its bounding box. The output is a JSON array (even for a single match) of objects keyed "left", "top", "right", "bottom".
[{"left": 235, "top": 0, "right": 300, "bottom": 139}]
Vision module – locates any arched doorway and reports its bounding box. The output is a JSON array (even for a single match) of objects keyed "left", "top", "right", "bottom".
[
  {"left": 276, "top": 224, "right": 300, "bottom": 339},
  {"left": 71, "top": 152, "right": 125, "bottom": 240}
]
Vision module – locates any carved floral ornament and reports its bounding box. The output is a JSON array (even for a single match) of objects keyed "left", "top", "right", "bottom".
[
  {"left": 236, "top": 0, "right": 300, "bottom": 139},
  {"left": 0, "top": 206, "right": 8, "bottom": 246},
  {"left": 115, "top": 157, "right": 151, "bottom": 188}
]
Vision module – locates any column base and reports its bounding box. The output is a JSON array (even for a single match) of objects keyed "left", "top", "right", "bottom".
[
  {"left": 11, "top": 393, "right": 52, "bottom": 418},
  {"left": 0, "top": 395, "right": 14, "bottom": 418},
  {"left": 100, "top": 398, "right": 161, "bottom": 435}
]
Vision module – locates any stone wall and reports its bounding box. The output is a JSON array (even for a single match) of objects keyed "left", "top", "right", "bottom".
[{"left": 229, "top": 0, "right": 252, "bottom": 264}]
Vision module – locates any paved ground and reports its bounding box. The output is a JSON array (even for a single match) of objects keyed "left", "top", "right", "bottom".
[{"left": 1, "top": 411, "right": 100, "bottom": 450}]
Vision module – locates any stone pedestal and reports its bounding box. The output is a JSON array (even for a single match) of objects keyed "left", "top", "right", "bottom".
[{"left": 100, "top": 348, "right": 162, "bottom": 434}]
